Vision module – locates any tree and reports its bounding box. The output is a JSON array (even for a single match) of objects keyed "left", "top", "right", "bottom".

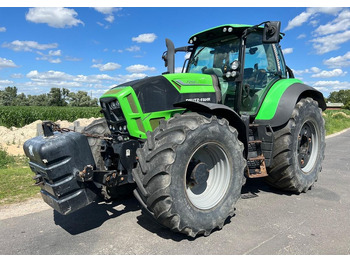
[
  {"left": 328, "top": 90, "right": 350, "bottom": 104},
  {"left": 48, "top": 88, "right": 69, "bottom": 106},
  {"left": 15, "top": 93, "right": 29, "bottom": 106},
  {"left": 68, "top": 90, "right": 98, "bottom": 107},
  {"left": 0, "top": 86, "right": 18, "bottom": 106}
]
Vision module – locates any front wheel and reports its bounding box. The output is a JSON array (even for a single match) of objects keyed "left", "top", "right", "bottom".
[
  {"left": 266, "top": 98, "right": 326, "bottom": 193},
  {"left": 133, "top": 113, "right": 246, "bottom": 237}
]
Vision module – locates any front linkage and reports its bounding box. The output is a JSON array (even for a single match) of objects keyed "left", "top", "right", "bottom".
[{"left": 24, "top": 120, "right": 139, "bottom": 215}]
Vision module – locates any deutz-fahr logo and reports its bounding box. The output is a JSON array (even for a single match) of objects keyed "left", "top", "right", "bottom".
[{"left": 186, "top": 97, "right": 211, "bottom": 102}]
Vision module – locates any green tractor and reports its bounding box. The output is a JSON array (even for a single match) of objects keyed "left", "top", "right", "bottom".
[{"left": 24, "top": 21, "right": 326, "bottom": 238}]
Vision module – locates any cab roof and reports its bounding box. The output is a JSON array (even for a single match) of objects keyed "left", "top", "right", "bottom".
[{"left": 188, "top": 24, "right": 281, "bottom": 46}]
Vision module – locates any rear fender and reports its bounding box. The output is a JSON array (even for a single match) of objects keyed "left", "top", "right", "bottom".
[
  {"left": 255, "top": 82, "right": 326, "bottom": 128},
  {"left": 174, "top": 101, "right": 248, "bottom": 158}
]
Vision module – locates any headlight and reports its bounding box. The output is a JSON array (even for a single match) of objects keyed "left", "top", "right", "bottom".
[
  {"left": 231, "top": 60, "right": 240, "bottom": 70},
  {"left": 110, "top": 100, "right": 120, "bottom": 109}
]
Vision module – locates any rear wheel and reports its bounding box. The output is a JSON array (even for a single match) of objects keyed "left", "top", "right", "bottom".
[
  {"left": 133, "top": 113, "right": 246, "bottom": 237},
  {"left": 266, "top": 98, "right": 325, "bottom": 193}
]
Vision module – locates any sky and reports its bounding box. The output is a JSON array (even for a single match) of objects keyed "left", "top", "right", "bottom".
[{"left": 1, "top": 4, "right": 350, "bottom": 99}]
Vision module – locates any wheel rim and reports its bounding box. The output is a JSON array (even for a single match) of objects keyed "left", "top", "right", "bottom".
[
  {"left": 185, "top": 142, "right": 231, "bottom": 210},
  {"left": 297, "top": 120, "right": 320, "bottom": 173}
]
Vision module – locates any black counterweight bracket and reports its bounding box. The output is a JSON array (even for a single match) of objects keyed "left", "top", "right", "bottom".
[{"left": 76, "top": 166, "right": 128, "bottom": 187}]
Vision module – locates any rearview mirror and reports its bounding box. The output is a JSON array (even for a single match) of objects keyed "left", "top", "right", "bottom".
[{"left": 263, "top": 21, "right": 281, "bottom": 43}]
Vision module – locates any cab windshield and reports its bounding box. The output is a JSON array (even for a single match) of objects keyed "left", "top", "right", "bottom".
[
  {"left": 187, "top": 37, "right": 240, "bottom": 75},
  {"left": 187, "top": 37, "right": 241, "bottom": 109}
]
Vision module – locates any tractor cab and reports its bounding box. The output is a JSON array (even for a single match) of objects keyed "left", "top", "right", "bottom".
[{"left": 164, "top": 22, "right": 287, "bottom": 116}]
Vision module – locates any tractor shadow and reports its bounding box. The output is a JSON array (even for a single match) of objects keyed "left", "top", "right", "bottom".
[
  {"left": 53, "top": 196, "right": 139, "bottom": 235},
  {"left": 53, "top": 178, "right": 291, "bottom": 239},
  {"left": 135, "top": 209, "right": 234, "bottom": 242},
  {"left": 241, "top": 177, "right": 294, "bottom": 198}
]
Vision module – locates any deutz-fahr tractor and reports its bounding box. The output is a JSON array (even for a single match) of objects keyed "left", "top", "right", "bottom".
[{"left": 24, "top": 21, "right": 326, "bottom": 238}]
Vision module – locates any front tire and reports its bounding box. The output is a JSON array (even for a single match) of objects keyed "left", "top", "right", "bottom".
[
  {"left": 266, "top": 98, "right": 325, "bottom": 193},
  {"left": 133, "top": 113, "right": 246, "bottom": 237}
]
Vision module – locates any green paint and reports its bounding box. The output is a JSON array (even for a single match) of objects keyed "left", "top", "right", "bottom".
[
  {"left": 255, "top": 78, "right": 303, "bottom": 120},
  {"left": 100, "top": 85, "right": 185, "bottom": 139},
  {"left": 163, "top": 73, "right": 215, "bottom": 94}
]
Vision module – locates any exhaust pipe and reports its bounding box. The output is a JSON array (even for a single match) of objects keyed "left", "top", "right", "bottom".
[{"left": 164, "top": 38, "right": 175, "bottom": 74}]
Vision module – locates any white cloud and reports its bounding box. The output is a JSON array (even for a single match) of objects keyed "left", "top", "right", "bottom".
[
  {"left": 91, "top": 62, "right": 121, "bottom": 72},
  {"left": 25, "top": 7, "right": 84, "bottom": 28},
  {"left": 132, "top": 33, "right": 157, "bottom": 43},
  {"left": 313, "top": 80, "right": 350, "bottom": 92},
  {"left": 105, "top": 15, "right": 114, "bottom": 23},
  {"left": 307, "top": 7, "right": 342, "bottom": 15},
  {"left": 313, "top": 9, "right": 350, "bottom": 36},
  {"left": 175, "top": 67, "right": 184, "bottom": 73},
  {"left": 116, "top": 73, "right": 147, "bottom": 83},
  {"left": 285, "top": 7, "right": 342, "bottom": 31},
  {"left": 126, "top": 64, "right": 156, "bottom": 73},
  {"left": 92, "top": 58, "right": 102, "bottom": 64},
  {"left": 2, "top": 40, "right": 58, "bottom": 52},
  {"left": 309, "top": 20, "right": 319, "bottom": 27},
  {"left": 25, "top": 70, "right": 118, "bottom": 88},
  {"left": 282, "top": 48, "right": 293, "bottom": 54},
  {"left": 311, "top": 30, "right": 350, "bottom": 54},
  {"left": 0, "top": 27, "right": 6, "bottom": 32},
  {"left": 36, "top": 50, "right": 62, "bottom": 63},
  {"left": 26, "top": 70, "right": 72, "bottom": 81},
  {"left": 297, "top": 34, "right": 306, "bottom": 39},
  {"left": 0, "top": 57, "right": 18, "bottom": 69},
  {"left": 324, "top": 51, "right": 350, "bottom": 68},
  {"left": 94, "top": 7, "right": 122, "bottom": 24},
  {"left": 285, "top": 11, "right": 313, "bottom": 31},
  {"left": 125, "top": 45, "right": 140, "bottom": 52},
  {"left": 0, "top": 80, "right": 14, "bottom": 86},
  {"left": 11, "top": 73, "right": 23, "bottom": 79},
  {"left": 311, "top": 69, "right": 347, "bottom": 78},
  {"left": 293, "top": 67, "right": 321, "bottom": 76},
  {"left": 64, "top": 56, "right": 82, "bottom": 62}
]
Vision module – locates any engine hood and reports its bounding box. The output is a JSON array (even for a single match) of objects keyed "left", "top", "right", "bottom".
[{"left": 101, "top": 73, "right": 218, "bottom": 113}]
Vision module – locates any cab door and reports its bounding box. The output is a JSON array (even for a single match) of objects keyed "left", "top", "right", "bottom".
[{"left": 240, "top": 32, "right": 282, "bottom": 115}]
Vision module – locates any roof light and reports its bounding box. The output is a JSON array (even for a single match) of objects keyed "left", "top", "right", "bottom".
[
  {"left": 223, "top": 27, "right": 227, "bottom": 33},
  {"left": 228, "top": 27, "right": 233, "bottom": 33}
]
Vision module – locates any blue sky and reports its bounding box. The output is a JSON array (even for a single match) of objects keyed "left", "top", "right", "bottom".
[{"left": 1, "top": 6, "right": 350, "bottom": 98}]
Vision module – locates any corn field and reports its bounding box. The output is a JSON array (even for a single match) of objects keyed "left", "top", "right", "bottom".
[{"left": 0, "top": 106, "right": 102, "bottom": 128}]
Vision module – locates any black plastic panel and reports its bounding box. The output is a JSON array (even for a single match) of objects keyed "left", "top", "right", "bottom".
[{"left": 23, "top": 132, "right": 96, "bottom": 215}]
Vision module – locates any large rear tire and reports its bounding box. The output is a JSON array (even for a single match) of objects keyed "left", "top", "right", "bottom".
[
  {"left": 133, "top": 113, "right": 246, "bottom": 237},
  {"left": 266, "top": 98, "right": 325, "bottom": 193}
]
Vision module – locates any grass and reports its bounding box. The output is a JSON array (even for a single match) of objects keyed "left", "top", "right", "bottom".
[
  {"left": 0, "top": 152, "right": 39, "bottom": 205},
  {"left": 323, "top": 109, "right": 350, "bottom": 135},
  {"left": 1, "top": 109, "right": 350, "bottom": 206}
]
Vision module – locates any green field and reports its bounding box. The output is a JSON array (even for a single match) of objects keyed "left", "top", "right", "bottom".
[
  {"left": 1, "top": 109, "right": 350, "bottom": 206},
  {"left": 0, "top": 106, "right": 102, "bottom": 128},
  {"left": 0, "top": 152, "right": 38, "bottom": 205},
  {"left": 323, "top": 109, "right": 350, "bottom": 135}
]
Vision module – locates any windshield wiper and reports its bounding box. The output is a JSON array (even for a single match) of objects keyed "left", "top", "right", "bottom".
[{"left": 190, "top": 47, "right": 206, "bottom": 66}]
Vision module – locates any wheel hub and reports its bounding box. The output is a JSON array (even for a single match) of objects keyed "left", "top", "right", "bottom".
[
  {"left": 297, "top": 121, "right": 319, "bottom": 173},
  {"left": 185, "top": 143, "right": 231, "bottom": 210},
  {"left": 190, "top": 162, "right": 210, "bottom": 186}
]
